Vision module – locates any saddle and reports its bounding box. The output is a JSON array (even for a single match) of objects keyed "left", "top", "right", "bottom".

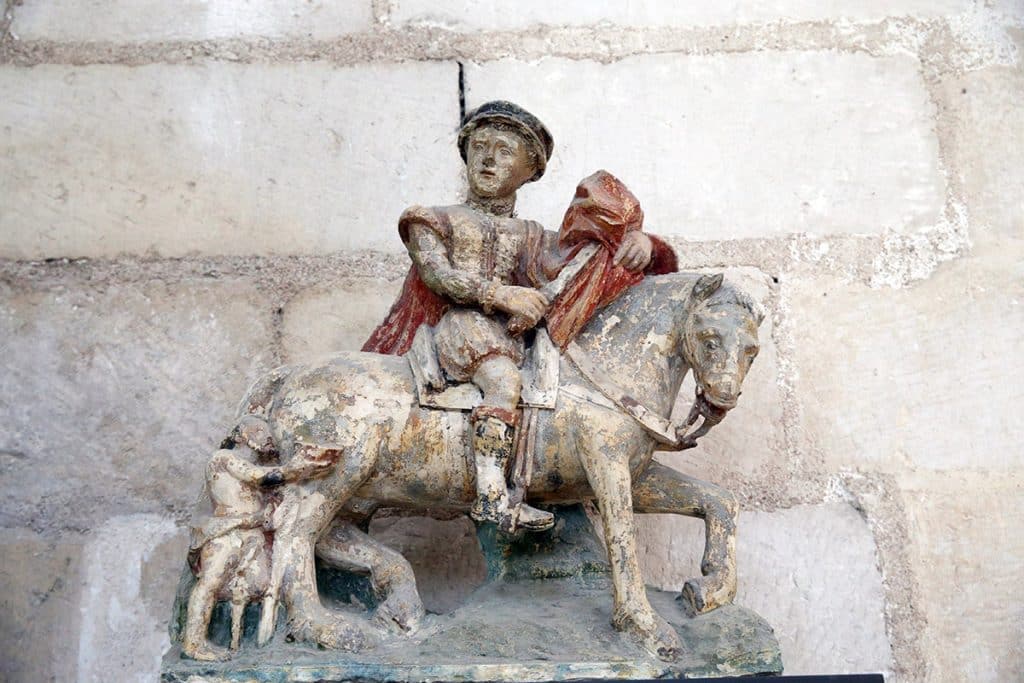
[{"left": 405, "top": 324, "right": 559, "bottom": 507}]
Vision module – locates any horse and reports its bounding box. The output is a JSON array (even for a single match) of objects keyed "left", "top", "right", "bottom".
[{"left": 238, "top": 272, "right": 763, "bottom": 662}]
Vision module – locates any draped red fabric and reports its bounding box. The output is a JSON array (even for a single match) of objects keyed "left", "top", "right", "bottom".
[
  {"left": 360, "top": 265, "right": 449, "bottom": 355},
  {"left": 362, "top": 171, "right": 677, "bottom": 356},
  {"left": 545, "top": 171, "right": 678, "bottom": 349}
]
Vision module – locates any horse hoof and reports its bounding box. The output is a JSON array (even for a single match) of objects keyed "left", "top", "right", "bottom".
[
  {"left": 680, "top": 576, "right": 733, "bottom": 616},
  {"left": 374, "top": 590, "right": 425, "bottom": 634},
  {"left": 296, "top": 616, "right": 379, "bottom": 652},
  {"left": 615, "top": 610, "right": 682, "bottom": 662},
  {"left": 182, "top": 642, "right": 232, "bottom": 662}
]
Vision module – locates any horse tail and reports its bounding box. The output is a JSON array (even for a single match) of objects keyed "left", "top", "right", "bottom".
[{"left": 235, "top": 364, "right": 294, "bottom": 421}]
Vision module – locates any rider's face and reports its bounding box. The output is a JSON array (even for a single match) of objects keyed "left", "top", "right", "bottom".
[{"left": 465, "top": 126, "right": 536, "bottom": 199}]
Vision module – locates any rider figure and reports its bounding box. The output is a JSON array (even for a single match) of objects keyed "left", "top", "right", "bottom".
[{"left": 366, "top": 101, "right": 657, "bottom": 532}]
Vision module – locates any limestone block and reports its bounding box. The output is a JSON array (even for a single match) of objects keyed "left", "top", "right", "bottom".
[
  {"left": 0, "top": 528, "right": 84, "bottom": 682},
  {"left": 369, "top": 515, "right": 487, "bottom": 614},
  {"left": 281, "top": 278, "right": 403, "bottom": 363},
  {"left": 465, "top": 54, "right": 944, "bottom": 241},
  {"left": 659, "top": 267, "right": 786, "bottom": 492},
  {"left": 0, "top": 278, "right": 275, "bottom": 532},
  {"left": 77, "top": 515, "right": 186, "bottom": 683},
  {"left": 785, "top": 245, "right": 1024, "bottom": 472},
  {"left": 11, "top": 0, "right": 374, "bottom": 41},
  {"left": 389, "top": 0, "right": 971, "bottom": 30},
  {"left": 636, "top": 503, "right": 893, "bottom": 675},
  {"left": 937, "top": 66, "right": 1024, "bottom": 244},
  {"left": 900, "top": 471, "right": 1024, "bottom": 682},
  {"left": 0, "top": 62, "right": 462, "bottom": 259}
]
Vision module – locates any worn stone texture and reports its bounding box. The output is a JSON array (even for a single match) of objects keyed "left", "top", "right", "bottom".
[
  {"left": 78, "top": 515, "right": 187, "bottom": 683},
  {"left": 388, "top": 0, "right": 972, "bottom": 30},
  {"left": 785, "top": 244, "right": 1024, "bottom": 473},
  {"left": 900, "top": 471, "right": 1024, "bottom": 682},
  {"left": 936, "top": 64, "right": 1024, "bottom": 245},
  {"left": 465, "top": 54, "right": 944, "bottom": 242},
  {"left": 0, "top": 277, "right": 276, "bottom": 532},
  {"left": 11, "top": 0, "right": 375, "bottom": 41},
  {"left": 0, "top": 528, "right": 84, "bottom": 683},
  {"left": 636, "top": 502, "right": 893, "bottom": 676},
  {"left": 281, "top": 278, "right": 403, "bottom": 363},
  {"left": 0, "top": 62, "right": 462, "bottom": 259}
]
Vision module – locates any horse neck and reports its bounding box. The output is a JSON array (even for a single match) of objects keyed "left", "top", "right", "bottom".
[{"left": 568, "top": 274, "right": 698, "bottom": 417}]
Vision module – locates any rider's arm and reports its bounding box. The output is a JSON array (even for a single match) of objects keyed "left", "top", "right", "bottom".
[{"left": 407, "top": 224, "right": 492, "bottom": 305}]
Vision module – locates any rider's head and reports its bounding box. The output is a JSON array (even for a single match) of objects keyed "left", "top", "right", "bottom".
[{"left": 458, "top": 101, "right": 554, "bottom": 197}]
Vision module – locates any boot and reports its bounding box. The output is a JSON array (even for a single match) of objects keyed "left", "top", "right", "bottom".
[{"left": 469, "top": 416, "right": 554, "bottom": 532}]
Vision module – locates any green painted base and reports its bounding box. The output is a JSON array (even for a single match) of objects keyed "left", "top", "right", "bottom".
[{"left": 163, "top": 505, "right": 782, "bottom": 681}]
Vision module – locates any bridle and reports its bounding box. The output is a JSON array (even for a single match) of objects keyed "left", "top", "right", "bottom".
[{"left": 564, "top": 341, "right": 730, "bottom": 452}]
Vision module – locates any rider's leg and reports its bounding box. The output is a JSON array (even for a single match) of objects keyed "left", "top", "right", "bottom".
[{"left": 469, "top": 356, "right": 554, "bottom": 531}]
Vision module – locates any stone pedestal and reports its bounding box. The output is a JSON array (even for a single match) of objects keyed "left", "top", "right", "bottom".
[{"left": 162, "top": 505, "right": 782, "bottom": 681}]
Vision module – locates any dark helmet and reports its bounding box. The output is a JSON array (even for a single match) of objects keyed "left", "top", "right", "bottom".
[{"left": 457, "top": 100, "right": 554, "bottom": 182}]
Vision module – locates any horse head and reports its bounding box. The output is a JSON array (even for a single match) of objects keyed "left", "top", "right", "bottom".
[{"left": 676, "top": 273, "right": 765, "bottom": 445}]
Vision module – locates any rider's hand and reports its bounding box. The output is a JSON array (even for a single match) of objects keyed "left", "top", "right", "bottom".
[
  {"left": 613, "top": 231, "right": 653, "bottom": 272},
  {"left": 493, "top": 285, "right": 549, "bottom": 330}
]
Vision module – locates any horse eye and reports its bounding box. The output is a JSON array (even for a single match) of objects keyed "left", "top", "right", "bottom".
[{"left": 704, "top": 339, "right": 719, "bottom": 352}]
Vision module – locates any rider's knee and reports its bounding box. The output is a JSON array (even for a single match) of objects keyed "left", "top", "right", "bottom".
[{"left": 472, "top": 355, "right": 522, "bottom": 410}]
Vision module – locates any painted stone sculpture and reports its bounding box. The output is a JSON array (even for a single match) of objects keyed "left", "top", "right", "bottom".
[{"left": 163, "top": 101, "right": 782, "bottom": 681}]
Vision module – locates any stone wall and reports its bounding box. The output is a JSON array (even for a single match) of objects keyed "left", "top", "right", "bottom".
[{"left": 1, "top": 2, "right": 1021, "bottom": 681}]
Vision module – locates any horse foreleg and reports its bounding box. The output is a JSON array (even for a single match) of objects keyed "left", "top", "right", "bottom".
[
  {"left": 316, "top": 518, "right": 425, "bottom": 634},
  {"left": 632, "top": 460, "right": 738, "bottom": 613},
  {"left": 579, "top": 440, "right": 681, "bottom": 662}
]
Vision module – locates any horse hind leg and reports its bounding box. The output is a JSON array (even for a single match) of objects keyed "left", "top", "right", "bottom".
[
  {"left": 631, "top": 460, "right": 738, "bottom": 614},
  {"left": 269, "top": 427, "right": 386, "bottom": 651},
  {"left": 316, "top": 517, "right": 425, "bottom": 634}
]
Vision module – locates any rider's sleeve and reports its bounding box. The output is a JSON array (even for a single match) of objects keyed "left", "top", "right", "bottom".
[{"left": 401, "top": 206, "right": 492, "bottom": 305}]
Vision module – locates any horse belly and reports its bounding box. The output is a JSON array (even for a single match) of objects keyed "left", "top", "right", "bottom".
[{"left": 355, "top": 407, "right": 476, "bottom": 508}]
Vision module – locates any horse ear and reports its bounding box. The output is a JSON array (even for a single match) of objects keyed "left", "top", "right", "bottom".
[{"left": 691, "top": 273, "right": 724, "bottom": 302}]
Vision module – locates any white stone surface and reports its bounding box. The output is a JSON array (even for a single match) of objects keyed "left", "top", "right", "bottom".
[
  {"left": 465, "top": 53, "right": 944, "bottom": 241},
  {"left": 637, "top": 503, "right": 893, "bottom": 675},
  {"left": 11, "top": 0, "right": 374, "bottom": 41},
  {"left": 0, "top": 278, "right": 276, "bottom": 531},
  {"left": 0, "top": 62, "right": 462, "bottom": 259},
  {"left": 785, "top": 245, "right": 1024, "bottom": 472},
  {"left": 901, "top": 471, "right": 1024, "bottom": 682},
  {"left": 77, "top": 515, "right": 185, "bottom": 683},
  {"left": 939, "top": 66, "right": 1024, "bottom": 245},
  {"left": 389, "top": 0, "right": 972, "bottom": 30},
  {"left": 282, "top": 278, "right": 403, "bottom": 363}
]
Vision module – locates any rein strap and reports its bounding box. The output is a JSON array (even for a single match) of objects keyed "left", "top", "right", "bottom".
[{"left": 565, "top": 342, "right": 681, "bottom": 447}]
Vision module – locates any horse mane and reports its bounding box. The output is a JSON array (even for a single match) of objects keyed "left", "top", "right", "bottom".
[{"left": 701, "top": 279, "right": 766, "bottom": 326}]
